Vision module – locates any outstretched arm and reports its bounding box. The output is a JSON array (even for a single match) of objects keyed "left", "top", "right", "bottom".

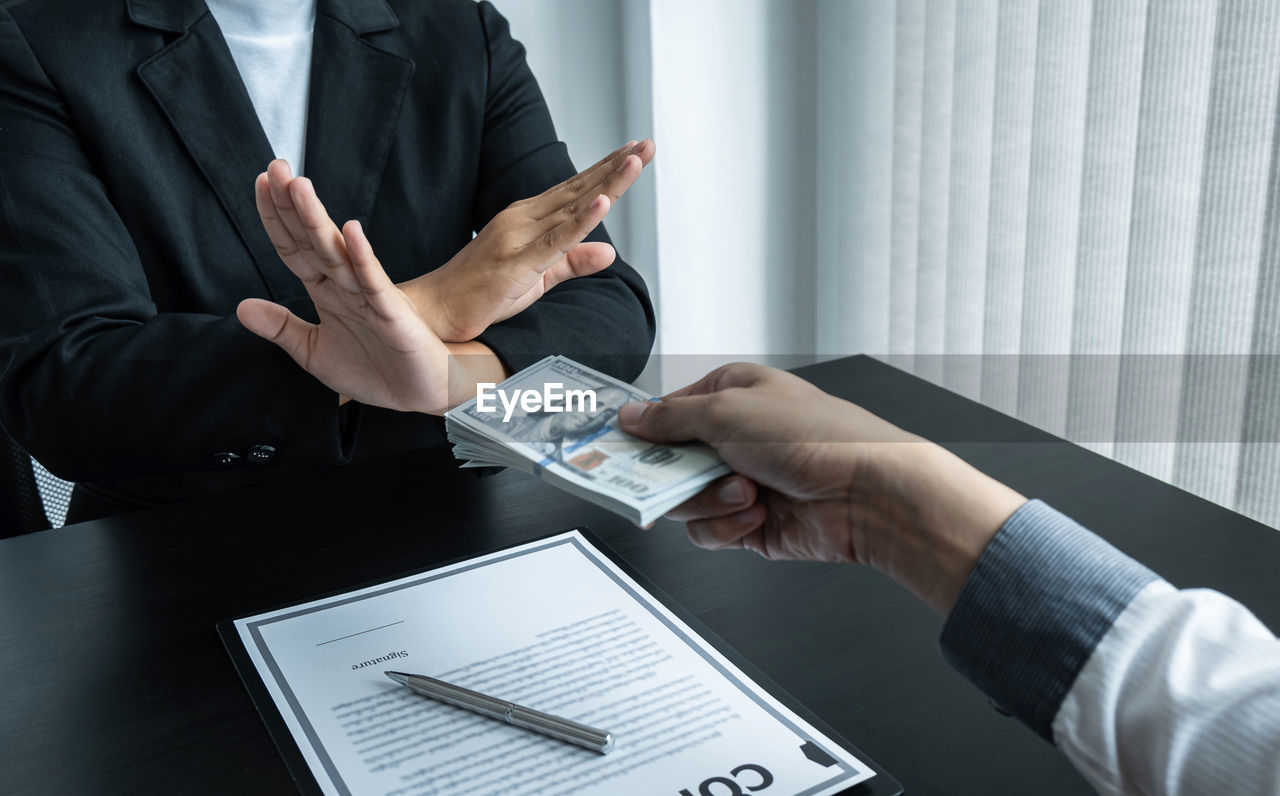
[
  {"left": 618, "top": 363, "right": 1280, "bottom": 796},
  {"left": 616, "top": 363, "right": 1023, "bottom": 613}
]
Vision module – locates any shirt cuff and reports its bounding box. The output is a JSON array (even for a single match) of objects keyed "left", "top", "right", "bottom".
[{"left": 939, "top": 499, "right": 1159, "bottom": 742}]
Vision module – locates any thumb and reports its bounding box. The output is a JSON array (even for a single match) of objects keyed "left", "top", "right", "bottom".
[
  {"left": 236, "top": 298, "right": 319, "bottom": 368},
  {"left": 539, "top": 242, "right": 617, "bottom": 294},
  {"left": 550, "top": 242, "right": 617, "bottom": 285},
  {"left": 617, "top": 395, "right": 715, "bottom": 444},
  {"left": 562, "top": 241, "right": 617, "bottom": 276}
]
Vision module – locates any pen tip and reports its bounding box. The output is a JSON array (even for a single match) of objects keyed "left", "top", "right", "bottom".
[{"left": 384, "top": 671, "right": 410, "bottom": 686}]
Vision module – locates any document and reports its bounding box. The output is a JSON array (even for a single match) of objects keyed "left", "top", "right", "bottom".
[
  {"left": 230, "top": 531, "right": 876, "bottom": 796},
  {"left": 445, "top": 356, "right": 731, "bottom": 525}
]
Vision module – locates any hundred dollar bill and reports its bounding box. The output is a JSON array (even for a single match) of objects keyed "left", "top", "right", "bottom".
[{"left": 445, "top": 356, "right": 730, "bottom": 525}]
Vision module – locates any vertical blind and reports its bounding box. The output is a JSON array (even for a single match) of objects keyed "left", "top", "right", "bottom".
[{"left": 816, "top": 0, "right": 1280, "bottom": 528}]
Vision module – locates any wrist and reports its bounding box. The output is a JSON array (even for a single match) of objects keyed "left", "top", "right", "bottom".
[
  {"left": 442, "top": 341, "right": 510, "bottom": 410},
  {"left": 852, "top": 442, "right": 1026, "bottom": 616},
  {"left": 401, "top": 271, "right": 463, "bottom": 342}
]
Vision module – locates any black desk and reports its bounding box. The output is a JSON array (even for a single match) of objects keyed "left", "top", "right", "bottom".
[{"left": 3, "top": 355, "right": 1278, "bottom": 794}]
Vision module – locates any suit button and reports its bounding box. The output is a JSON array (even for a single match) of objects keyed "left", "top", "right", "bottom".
[
  {"left": 214, "top": 451, "right": 242, "bottom": 466},
  {"left": 248, "top": 444, "right": 277, "bottom": 463}
]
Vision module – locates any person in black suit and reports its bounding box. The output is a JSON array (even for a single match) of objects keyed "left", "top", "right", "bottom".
[{"left": 0, "top": 0, "right": 655, "bottom": 521}]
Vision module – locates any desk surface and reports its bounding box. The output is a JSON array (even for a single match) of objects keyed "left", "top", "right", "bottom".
[{"left": 3, "top": 355, "right": 1279, "bottom": 795}]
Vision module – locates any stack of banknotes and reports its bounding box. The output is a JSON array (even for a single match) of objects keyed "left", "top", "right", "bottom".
[{"left": 445, "top": 356, "right": 730, "bottom": 525}]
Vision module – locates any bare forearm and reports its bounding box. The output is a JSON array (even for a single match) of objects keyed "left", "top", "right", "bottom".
[
  {"left": 858, "top": 443, "right": 1027, "bottom": 616},
  {"left": 618, "top": 364, "right": 1026, "bottom": 613}
]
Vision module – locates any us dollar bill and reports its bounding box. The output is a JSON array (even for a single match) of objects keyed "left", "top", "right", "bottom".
[{"left": 445, "top": 356, "right": 730, "bottom": 525}]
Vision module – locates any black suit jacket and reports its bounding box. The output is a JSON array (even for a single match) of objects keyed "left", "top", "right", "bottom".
[{"left": 0, "top": 0, "right": 655, "bottom": 507}]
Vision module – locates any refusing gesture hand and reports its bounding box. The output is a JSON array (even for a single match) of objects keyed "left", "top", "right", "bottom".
[
  {"left": 410, "top": 139, "right": 655, "bottom": 341},
  {"left": 246, "top": 140, "right": 654, "bottom": 344},
  {"left": 237, "top": 140, "right": 655, "bottom": 412},
  {"left": 236, "top": 204, "right": 460, "bottom": 414}
]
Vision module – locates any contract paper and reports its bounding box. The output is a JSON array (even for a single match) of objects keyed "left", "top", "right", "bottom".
[{"left": 232, "top": 532, "right": 875, "bottom": 795}]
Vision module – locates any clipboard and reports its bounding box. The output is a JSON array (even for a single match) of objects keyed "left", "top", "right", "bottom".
[{"left": 219, "top": 528, "right": 904, "bottom": 796}]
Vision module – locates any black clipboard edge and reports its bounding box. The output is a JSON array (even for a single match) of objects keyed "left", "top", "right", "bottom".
[
  {"left": 219, "top": 617, "right": 327, "bottom": 796},
  {"left": 217, "top": 527, "right": 905, "bottom": 796}
]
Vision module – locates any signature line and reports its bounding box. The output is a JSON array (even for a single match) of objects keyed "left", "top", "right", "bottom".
[{"left": 315, "top": 620, "right": 405, "bottom": 647}]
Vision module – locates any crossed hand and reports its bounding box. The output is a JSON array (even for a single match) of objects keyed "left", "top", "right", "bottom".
[{"left": 237, "top": 140, "right": 655, "bottom": 413}]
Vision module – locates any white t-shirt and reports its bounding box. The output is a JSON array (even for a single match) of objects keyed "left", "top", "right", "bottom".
[{"left": 206, "top": 0, "right": 315, "bottom": 176}]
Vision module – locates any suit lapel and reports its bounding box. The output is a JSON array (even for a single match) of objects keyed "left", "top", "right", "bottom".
[
  {"left": 135, "top": 9, "right": 297, "bottom": 300},
  {"left": 303, "top": 0, "right": 413, "bottom": 229},
  {"left": 130, "top": 0, "right": 412, "bottom": 301}
]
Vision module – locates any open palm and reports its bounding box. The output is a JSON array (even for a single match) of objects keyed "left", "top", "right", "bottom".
[{"left": 237, "top": 169, "right": 456, "bottom": 414}]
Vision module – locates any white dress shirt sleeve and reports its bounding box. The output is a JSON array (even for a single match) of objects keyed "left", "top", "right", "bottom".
[
  {"left": 941, "top": 500, "right": 1280, "bottom": 795},
  {"left": 1053, "top": 581, "right": 1280, "bottom": 795}
]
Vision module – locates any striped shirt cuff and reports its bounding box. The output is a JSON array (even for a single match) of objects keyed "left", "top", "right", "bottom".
[{"left": 939, "top": 499, "right": 1159, "bottom": 742}]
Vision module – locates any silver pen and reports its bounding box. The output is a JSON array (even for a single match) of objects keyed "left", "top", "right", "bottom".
[{"left": 384, "top": 670, "right": 615, "bottom": 754}]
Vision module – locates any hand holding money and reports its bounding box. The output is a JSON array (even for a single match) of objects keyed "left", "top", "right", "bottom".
[
  {"left": 615, "top": 362, "right": 1026, "bottom": 616},
  {"left": 446, "top": 356, "right": 729, "bottom": 525}
]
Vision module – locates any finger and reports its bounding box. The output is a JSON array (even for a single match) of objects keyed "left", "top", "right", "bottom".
[
  {"left": 685, "top": 502, "right": 767, "bottom": 551},
  {"left": 289, "top": 178, "right": 360, "bottom": 292},
  {"left": 527, "top": 139, "right": 650, "bottom": 215},
  {"left": 540, "top": 242, "right": 617, "bottom": 291},
  {"left": 584, "top": 152, "right": 644, "bottom": 211},
  {"left": 535, "top": 152, "right": 642, "bottom": 225},
  {"left": 616, "top": 393, "right": 720, "bottom": 444},
  {"left": 266, "top": 160, "right": 312, "bottom": 250},
  {"left": 342, "top": 220, "right": 408, "bottom": 322},
  {"left": 255, "top": 172, "right": 318, "bottom": 278},
  {"left": 630, "top": 137, "right": 656, "bottom": 167},
  {"left": 525, "top": 146, "right": 625, "bottom": 212},
  {"left": 236, "top": 298, "right": 319, "bottom": 368},
  {"left": 583, "top": 138, "right": 654, "bottom": 199},
  {"left": 664, "top": 475, "right": 758, "bottom": 522},
  {"left": 529, "top": 194, "right": 610, "bottom": 261},
  {"left": 616, "top": 366, "right": 768, "bottom": 447}
]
